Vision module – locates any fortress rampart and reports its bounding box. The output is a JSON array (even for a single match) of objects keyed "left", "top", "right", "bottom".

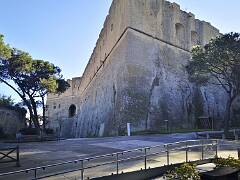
[
  {"left": 46, "top": 0, "right": 235, "bottom": 138},
  {"left": 49, "top": 0, "right": 219, "bottom": 100},
  {"left": 78, "top": 0, "right": 219, "bottom": 95}
]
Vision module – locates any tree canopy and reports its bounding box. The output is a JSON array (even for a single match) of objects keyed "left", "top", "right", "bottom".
[
  {"left": 0, "top": 94, "right": 14, "bottom": 106},
  {"left": 186, "top": 32, "right": 240, "bottom": 133},
  {"left": 0, "top": 34, "right": 70, "bottom": 130}
]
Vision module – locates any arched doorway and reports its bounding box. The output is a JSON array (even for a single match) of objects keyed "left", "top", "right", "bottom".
[{"left": 69, "top": 104, "right": 76, "bottom": 118}]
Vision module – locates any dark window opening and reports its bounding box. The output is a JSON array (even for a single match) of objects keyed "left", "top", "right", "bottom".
[
  {"left": 69, "top": 104, "right": 76, "bottom": 118},
  {"left": 175, "top": 23, "right": 185, "bottom": 45},
  {"left": 111, "top": 24, "right": 113, "bottom": 31}
]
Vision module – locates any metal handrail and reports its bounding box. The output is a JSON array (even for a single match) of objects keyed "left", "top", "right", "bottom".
[{"left": 0, "top": 139, "right": 229, "bottom": 179}]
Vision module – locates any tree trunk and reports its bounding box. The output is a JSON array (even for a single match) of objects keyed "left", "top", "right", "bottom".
[
  {"left": 29, "top": 96, "right": 40, "bottom": 129},
  {"left": 25, "top": 101, "right": 34, "bottom": 128},
  {"left": 0, "top": 78, "right": 34, "bottom": 128},
  {"left": 224, "top": 94, "right": 234, "bottom": 135},
  {"left": 28, "top": 119, "right": 32, "bottom": 128},
  {"left": 42, "top": 96, "right": 46, "bottom": 130}
]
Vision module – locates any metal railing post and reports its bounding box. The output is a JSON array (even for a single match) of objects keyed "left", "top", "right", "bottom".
[
  {"left": 116, "top": 153, "right": 119, "bottom": 174},
  {"left": 34, "top": 169, "right": 37, "bottom": 180},
  {"left": 166, "top": 145, "right": 169, "bottom": 165},
  {"left": 215, "top": 140, "right": 218, "bottom": 157},
  {"left": 16, "top": 145, "right": 20, "bottom": 167},
  {"left": 186, "top": 142, "right": 188, "bottom": 162},
  {"left": 144, "top": 148, "right": 147, "bottom": 170},
  {"left": 201, "top": 140, "right": 204, "bottom": 160},
  {"left": 238, "top": 148, "right": 240, "bottom": 159},
  {"left": 81, "top": 160, "right": 84, "bottom": 180}
]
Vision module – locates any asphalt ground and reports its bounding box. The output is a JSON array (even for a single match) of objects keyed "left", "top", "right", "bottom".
[{"left": 2, "top": 132, "right": 237, "bottom": 180}]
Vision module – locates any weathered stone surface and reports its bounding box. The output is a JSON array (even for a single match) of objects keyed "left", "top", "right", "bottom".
[
  {"left": 0, "top": 105, "right": 26, "bottom": 136},
  {"left": 47, "top": 0, "right": 236, "bottom": 138}
]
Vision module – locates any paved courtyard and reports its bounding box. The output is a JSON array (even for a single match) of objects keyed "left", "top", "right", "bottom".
[
  {"left": 0, "top": 133, "right": 197, "bottom": 178},
  {"left": 0, "top": 133, "right": 196, "bottom": 170},
  {"left": 0, "top": 133, "right": 238, "bottom": 179}
]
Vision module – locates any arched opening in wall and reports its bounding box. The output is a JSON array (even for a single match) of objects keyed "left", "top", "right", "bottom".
[
  {"left": 175, "top": 23, "right": 185, "bottom": 46},
  {"left": 191, "top": 31, "right": 199, "bottom": 47},
  {"left": 69, "top": 104, "right": 76, "bottom": 118}
]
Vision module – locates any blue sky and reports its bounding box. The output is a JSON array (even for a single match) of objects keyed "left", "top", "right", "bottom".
[{"left": 0, "top": 0, "right": 240, "bottom": 102}]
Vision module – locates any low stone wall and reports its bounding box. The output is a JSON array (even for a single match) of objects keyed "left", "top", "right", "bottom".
[{"left": 0, "top": 105, "right": 26, "bottom": 137}]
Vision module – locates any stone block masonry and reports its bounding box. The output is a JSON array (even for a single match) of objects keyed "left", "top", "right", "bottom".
[
  {"left": 0, "top": 105, "right": 26, "bottom": 137},
  {"left": 46, "top": 0, "right": 238, "bottom": 137}
]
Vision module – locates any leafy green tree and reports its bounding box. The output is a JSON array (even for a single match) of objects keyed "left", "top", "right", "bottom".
[
  {"left": 0, "top": 94, "right": 14, "bottom": 106},
  {"left": 0, "top": 34, "right": 69, "bottom": 129},
  {"left": 0, "top": 34, "right": 11, "bottom": 59},
  {"left": 186, "top": 33, "right": 240, "bottom": 133},
  {"left": 0, "top": 47, "right": 36, "bottom": 126},
  {"left": 17, "top": 59, "right": 63, "bottom": 129},
  {"left": 40, "top": 78, "right": 69, "bottom": 129}
]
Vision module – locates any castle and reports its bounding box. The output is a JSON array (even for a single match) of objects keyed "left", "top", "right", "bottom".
[{"left": 46, "top": 0, "right": 238, "bottom": 138}]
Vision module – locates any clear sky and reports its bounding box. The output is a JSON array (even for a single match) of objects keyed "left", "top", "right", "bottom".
[{"left": 0, "top": 0, "right": 240, "bottom": 102}]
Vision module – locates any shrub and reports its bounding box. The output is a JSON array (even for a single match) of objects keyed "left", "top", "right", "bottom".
[
  {"left": 45, "top": 128, "right": 54, "bottom": 134},
  {"left": 19, "top": 128, "right": 38, "bottom": 135},
  {"left": 164, "top": 163, "right": 200, "bottom": 180},
  {"left": 0, "top": 94, "right": 14, "bottom": 106},
  {"left": 213, "top": 156, "right": 240, "bottom": 168},
  {"left": 0, "top": 126, "right": 6, "bottom": 139}
]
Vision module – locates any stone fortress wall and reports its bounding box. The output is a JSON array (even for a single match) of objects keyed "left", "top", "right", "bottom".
[{"left": 46, "top": 0, "right": 237, "bottom": 138}]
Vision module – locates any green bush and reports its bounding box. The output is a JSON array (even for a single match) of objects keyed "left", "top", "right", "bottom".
[
  {"left": 19, "top": 128, "right": 38, "bottom": 135},
  {"left": 213, "top": 156, "right": 240, "bottom": 168},
  {"left": 164, "top": 163, "right": 200, "bottom": 180},
  {"left": 0, "top": 126, "right": 6, "bottom": 139},
  {"left": 45, "top": 128, "right": 54, "bottom": 134},
  {"left": 0, "top": 94, "right": 14, "bottom": 106}
]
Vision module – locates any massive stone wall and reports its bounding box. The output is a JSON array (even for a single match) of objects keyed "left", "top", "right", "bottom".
[
  {"left": 127, "top": 0, "right": 219, "bottom": 49},
  {"left": 46, "top": 77, "right": 82, "bottom": 137},
  {"left": 119, "top": 28, "right": 226, "bottom": 133},
  {"left": 46, "top": 0, "right": 236, "bottom": 137}
]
